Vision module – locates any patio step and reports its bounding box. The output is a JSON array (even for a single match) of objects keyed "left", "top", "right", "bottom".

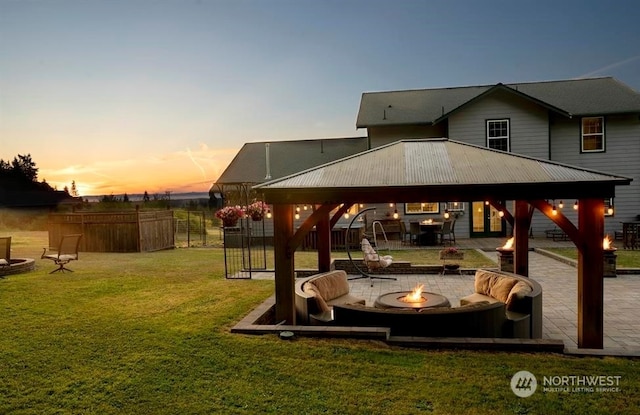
[{"left": 387, "top": 336, "right": 566, "bottom": 353}]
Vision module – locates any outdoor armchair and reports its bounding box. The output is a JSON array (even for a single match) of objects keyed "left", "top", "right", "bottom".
[{"left": 41, "top": 234, "right": 82, "bottom": 273}]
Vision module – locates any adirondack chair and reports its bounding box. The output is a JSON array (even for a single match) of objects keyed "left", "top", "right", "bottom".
[{"left": 41, "top": 234, "right": 82, "bottom": 273}]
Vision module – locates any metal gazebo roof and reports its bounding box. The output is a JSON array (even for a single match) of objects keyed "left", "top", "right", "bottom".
[{"left": 254, "top": 138, "right": 631, "bottom": 203}]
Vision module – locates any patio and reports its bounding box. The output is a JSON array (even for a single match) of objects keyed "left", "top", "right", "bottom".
[{"left": 248, "top": 237, "right": 640, "bottom": 356}]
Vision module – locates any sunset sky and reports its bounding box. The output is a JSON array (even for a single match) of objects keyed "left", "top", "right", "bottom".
[{"left": 2, "top": 0, "right": 640, "bottom": 196}]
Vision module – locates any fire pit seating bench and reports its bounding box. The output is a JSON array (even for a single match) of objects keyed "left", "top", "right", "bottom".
[
  {"left": 459, "top": 269, "right": 542, "bottom": 339},
  {"left": 295, "top": 270, "right": 366, "bottom": 325},
  {"left": 332, "top": 301, "right": 507, "bottom": 338}
]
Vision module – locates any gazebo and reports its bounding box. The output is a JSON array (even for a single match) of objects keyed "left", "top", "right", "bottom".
[{"left": 254, "top": 139, "right": 632, "bottom": 349}]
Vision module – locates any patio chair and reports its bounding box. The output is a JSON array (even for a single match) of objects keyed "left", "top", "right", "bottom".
[
  {"left": 41, "top": 234, "right": 82, "bottom": 274},
  {"left": 0, "top": 236, "right": 10, "bottom": 268},
  {"left": 437, "top": 220, "right": 455, "bottom": 245}
]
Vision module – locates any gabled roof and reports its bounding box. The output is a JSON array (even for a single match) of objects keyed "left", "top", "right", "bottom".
[
  {"left": 215, "top": 137, "right": 368, "bottom": 185},
  {"left": 357, "top": 77, "right": 640, "bottom": 128},
  {"left": 255, "top": 138, "right": 632, "bottom": 204}
]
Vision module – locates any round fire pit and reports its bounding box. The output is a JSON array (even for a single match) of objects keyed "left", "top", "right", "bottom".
[
  {"left": 374, "top": 291, "right": 450, "bottom": 310},
  {"left": 0, "top": 258, "right": 36, "bottom": 277}
]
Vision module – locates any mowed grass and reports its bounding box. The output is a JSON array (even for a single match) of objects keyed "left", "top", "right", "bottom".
[{"left": 1, "top": 232, "right": 639, "bottom": 414}]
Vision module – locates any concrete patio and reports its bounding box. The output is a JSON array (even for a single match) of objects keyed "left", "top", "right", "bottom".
[
  {"left": 345, "top": 237, "right": 640, "bottom": 356},
  {"left": 247, "top": 236, "right": 640, "bottom": 356}
]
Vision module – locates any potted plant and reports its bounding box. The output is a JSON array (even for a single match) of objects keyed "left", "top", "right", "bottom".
[
  {"left": 246, "top": 201, "right": 269, "bottom": 221},
  {"left": 439, "top": 247, "right": 464, "bottom": 271},
  {"left": 215, "top": 205, "right": 245, "bottom": 227}
]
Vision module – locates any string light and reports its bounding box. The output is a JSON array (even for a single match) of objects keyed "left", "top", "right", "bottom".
[
  {"left": 393, "top": 209, "right": 399, "bottom": 219},
  {"left": 498, "top": 210, "right": 504, "bottom": 218},
  {"left": 266, "top": 209, "right": 272, "bottom": 219},
  {"left": 558, "top": 200, "right": 564, "bottom": 209},
  {"left": 573, "top": 200, "right": 578, "bottom": 210},
  {"left": 444, "top": 209, "right": 450, "bottom": 219},
  {"left": 551, "top": 200, "right": 558, "bottom": 216}
]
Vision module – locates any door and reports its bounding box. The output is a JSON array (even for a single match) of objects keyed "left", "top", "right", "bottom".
[{"left": 470, "top": 201, "right": 505, "bottom": 237}]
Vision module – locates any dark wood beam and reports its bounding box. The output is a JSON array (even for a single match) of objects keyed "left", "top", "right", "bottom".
[
  {"left": 316, "top": 209, "right": 331, "bottom": 272},
  {"left": 273, "top": 204, "right": 295, "bottom": 324},
  {"left": 577, "top": 198, "right": 604, "bottom": 349},
  {"left": 514, "top": 200, "right": 530, "bottom": 277}
]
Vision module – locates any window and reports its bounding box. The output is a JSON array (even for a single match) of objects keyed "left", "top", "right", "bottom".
[
  {"left": 486, "top": 119, "right": 510, "bottom": 151},
  {"left": 581, "top": 117, "right": 605, "bottom": 152},
  {"left": 404, "top": 202, "right": 439, "bottom": 214},
  {"left": 443, "top": 201, "right": 465, "bottom": 212}
]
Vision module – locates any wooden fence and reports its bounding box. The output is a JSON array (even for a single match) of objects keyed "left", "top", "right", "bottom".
[{"left": 48, "top": 210, "right": 175, "bottom": 252}]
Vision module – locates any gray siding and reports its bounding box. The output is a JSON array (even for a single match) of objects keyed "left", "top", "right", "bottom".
[
  {"left": 368, "top": 124, "right": 446, "bottom": 148},
  {"left": 448, "top": 90, "right": 549, "bottom": 159},
  {"left": 550, "top": 114, "right": 640, "bottom": 233}
]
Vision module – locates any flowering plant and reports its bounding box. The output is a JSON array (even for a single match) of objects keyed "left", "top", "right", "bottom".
[
  {"left": 442, "top": 247, "right": 459, "bottom": 254},
  {"left": 216, "top": 205, "right": 245, "bottom": 226},
  {"left": 246, "top": 201, "right": 269, "bottom": 221}
]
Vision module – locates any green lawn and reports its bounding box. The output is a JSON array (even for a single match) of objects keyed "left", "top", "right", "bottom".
[{"left": 1, "top": 232, "right": 638, "bottom": 414}]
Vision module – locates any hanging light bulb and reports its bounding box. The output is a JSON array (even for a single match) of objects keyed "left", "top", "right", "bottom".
[
  {"left": 266, "top": 209, "right": 272, "bottom": 219},
  {"left": 552, "top": 201, "right": 558, "bottom": 216},
  {"left": 485, "top": 200, "right": 490, "bottom": 205},
  {"left": 444, "top": 209, "right": 450, "bottom": 219},
  {"left": 344, "top": 212, "right": 350, "bottom": 219},
  {"left": 295, "top": 205, "right": 300, "bottom": 213},
  {"left": 389, "top": 202, "right": 394, "bottom": 208},
  {"left": 393, "top": 209, "right": 399, "bottom": 219},
  {"left": 359, "top": 203, "right": 364, "bottom": 208},
  {"left": 607, "top": 206, "right": 614, "bottom": 215},
  {"left": 303, "top": 205, "right": 308, "bottom": 210},
  {"left": 498, "top": 210, "right": 504, "bottom": 218},
  {"left": 295, "top": 211, "right": 300, "bottom": 220},
  {"left": 558, "top": 200, "right": 564, "bottom": 209},
  {"left": 573, "top": 200, "right": 578, "bottom": 210}
]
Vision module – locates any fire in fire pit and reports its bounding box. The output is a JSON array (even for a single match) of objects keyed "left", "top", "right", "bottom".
[
  {"left": 603, "top": 234, "right": 616, "bottom": 251},
  {"left": 401, "top": 284, "right": 425, "bottom": 303}
]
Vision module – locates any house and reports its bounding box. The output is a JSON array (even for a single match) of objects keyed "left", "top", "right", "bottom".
[
  {"left": 214, "top": 77, "right": 640, "bottom": 239},
  {"left": 356, "top": 77, "right": 640, "bottom": 238}
]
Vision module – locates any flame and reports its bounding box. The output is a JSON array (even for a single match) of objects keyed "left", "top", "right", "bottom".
[
  {"left": 502, "top": 237, "right": 514, "bottom": 250},
  {"left": 402, "top": 284, "right": 425, "bottom": 303},
  {"left": 603, "top": 235, "right": 614, "bottom": 250}
]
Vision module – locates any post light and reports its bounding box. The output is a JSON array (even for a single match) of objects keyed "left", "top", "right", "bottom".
[{"left": 573, "top": 200, "right": 578, "bottom": 210}]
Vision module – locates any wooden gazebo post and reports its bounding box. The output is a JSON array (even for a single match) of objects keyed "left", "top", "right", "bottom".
[
  {"left": 316, "top": 208, "right": 332, "bottom": 273},
  {"left": 577, "top": 198, "right": 605, "bottom": 349},
  {"left": 514, "top": 200, "right": 531, "bottom": 277},
  {"left": 273, "top": 203, "right": 295, "bottom": 324}
]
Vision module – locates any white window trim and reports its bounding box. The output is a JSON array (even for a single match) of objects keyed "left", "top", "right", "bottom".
[
  {"left": 581, "top": 116, "right": 605, "bottom": 152},
  {"left": 486, "top": 119, "right": 510, "bottom": 152}
]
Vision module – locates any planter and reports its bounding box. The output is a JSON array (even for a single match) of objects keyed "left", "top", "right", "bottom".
[
  {"left": 439, "top": 251, "right": 464, "bottom": 261},
  {"left": 250, "top": 214, "right": 263, "bottom": 222},
  {"left": 222, "top": 220, "right": 239, "bottom": 227}
]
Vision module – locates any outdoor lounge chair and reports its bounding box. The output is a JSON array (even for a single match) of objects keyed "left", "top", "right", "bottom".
[
  {"left": 41, "top": 234, "right": 82, "bottom": 273},
  {"left": 0, "top": 236, "right": 10, "bottom": 268}
]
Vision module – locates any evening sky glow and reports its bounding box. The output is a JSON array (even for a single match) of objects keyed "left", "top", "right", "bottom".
[{"left": 2, "top": 0, "right": 640, "bottom": 196}]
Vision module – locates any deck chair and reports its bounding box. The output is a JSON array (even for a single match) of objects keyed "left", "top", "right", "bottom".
[
  {"left": 41, "top": 234, "right": 82, "bottom": 273},
  {"left": 0, "top": 236, "right": 10, "bottom": 268}
]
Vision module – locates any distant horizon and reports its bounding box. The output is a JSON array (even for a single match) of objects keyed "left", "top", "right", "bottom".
[{"left": 3, "top": 1, "right": 639, "bottom": 196}]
